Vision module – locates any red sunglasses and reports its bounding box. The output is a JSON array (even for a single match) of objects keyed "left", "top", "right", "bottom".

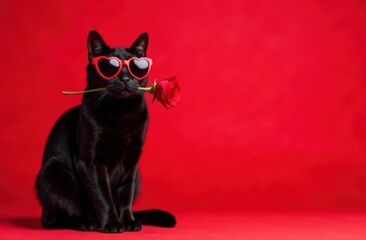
[{"left": 91, "top": 56, "right": 153, "bottom": 81}]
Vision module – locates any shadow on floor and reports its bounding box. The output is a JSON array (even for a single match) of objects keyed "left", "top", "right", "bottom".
[{"left": 0, "top": 217, "right": 42, "bottom": 229}]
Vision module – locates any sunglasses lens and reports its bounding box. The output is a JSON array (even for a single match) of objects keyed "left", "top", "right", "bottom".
[
  {"left": 129, "top": 58, "right": 150, "bottom": 79},
  {"left": 97, "top": 58, "right": 120, "bottom": 79}
]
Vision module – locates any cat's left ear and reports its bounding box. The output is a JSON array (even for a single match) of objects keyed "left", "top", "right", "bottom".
[
  {"left": 128, "top": 33, "right": 149, "bottom": 57},
  {"left": 87, "top": 30, "right": 110, "bottom": 60}
]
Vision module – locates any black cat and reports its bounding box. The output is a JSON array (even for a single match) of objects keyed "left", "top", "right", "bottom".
[{"left": 35, "top": 30, "right": 176, "bottom": 233}]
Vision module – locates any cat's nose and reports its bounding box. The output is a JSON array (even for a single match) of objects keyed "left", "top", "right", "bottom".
[
  {"left": 120, "top": 76, "right": 130, "bottom": 83},
  {"left": 120, "top": 66, "right": 130, "bottom": 83}
]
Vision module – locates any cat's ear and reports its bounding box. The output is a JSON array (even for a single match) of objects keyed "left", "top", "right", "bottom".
[
  {"left": 129, "top": 33, "right": 149, "bottom": 57},
  {"left": 87, "top": 30, "right": 110, "bottom": 60}
]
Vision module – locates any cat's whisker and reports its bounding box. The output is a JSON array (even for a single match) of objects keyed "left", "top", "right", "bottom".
[
  {"left": 95, "top": 91, "right": 111, "bottom": 110},
  {"left": 85, "top": 90, "right": 109, "bottom": 112},
  {"left": 84, "top": 93, "right": 105, "bottom": 109},
  {"left": 96, "top": 92, "right": 109, "bottom": 109},
  {"left": 135, "top": 91, "right": 144, "bottom": 100},
  {"left": 84, "top": 91, "right": 105, "bottom": 102}
]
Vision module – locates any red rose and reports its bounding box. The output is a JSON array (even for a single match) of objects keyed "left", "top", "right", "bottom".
[{"left": 154, "top": 76, "right": 180, "bottom": 109}]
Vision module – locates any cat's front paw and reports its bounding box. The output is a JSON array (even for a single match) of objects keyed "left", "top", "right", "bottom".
[
  {"left": 73, "top": 220, "right": 98, "bottom": 231},
  {"left": 102, "top": 220, "right": 124, "bottom": 233},
  {"left": 122, "top": 219, "right": 142, "bottom": 232}
]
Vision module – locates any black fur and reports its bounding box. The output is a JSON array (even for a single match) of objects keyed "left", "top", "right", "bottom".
[{"left": 36, "top": 30, "right": 176, "bottom": 233}]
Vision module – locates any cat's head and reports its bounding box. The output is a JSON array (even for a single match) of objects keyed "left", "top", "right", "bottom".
[{"left": 86, "top": 30, "right": 150, "bottom": 99}]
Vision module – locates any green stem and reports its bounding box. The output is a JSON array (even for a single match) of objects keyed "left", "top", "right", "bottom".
[
  {"left": 62, "top": 79, "right": 157, "bottom": 95},
  {"left": 138, "top": 79, "right": 157, "bottom": 93},
  {"left": 62, "top": 87, "right": 107, "bottom": 95},
  {"left": 137, "top": 86, "right": 153, "bottom": 92}
]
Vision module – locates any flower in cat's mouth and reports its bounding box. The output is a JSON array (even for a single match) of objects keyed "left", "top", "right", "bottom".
[
  {"left": 153, "top": 76, "right": 180, "bottom": 108},
  {"left": 62, "top": 77, "right": 180, "bottom": 108}
]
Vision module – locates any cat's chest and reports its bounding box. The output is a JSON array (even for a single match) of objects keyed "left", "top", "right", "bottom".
[
  {"left": 97, "top": 133, "right": 132, "bottom": 181},
  {"left": 97, "top": 131, "right": 132, "bottom": 159}
]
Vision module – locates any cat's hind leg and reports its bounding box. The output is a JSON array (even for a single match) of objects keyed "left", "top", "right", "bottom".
[{"left": 36, "top": 160, "right": 97, "bottom": 231}]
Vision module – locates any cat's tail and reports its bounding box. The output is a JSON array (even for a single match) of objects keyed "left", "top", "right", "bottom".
[{"left": 133, "top": 209, "right": 176, "bottom": 227}]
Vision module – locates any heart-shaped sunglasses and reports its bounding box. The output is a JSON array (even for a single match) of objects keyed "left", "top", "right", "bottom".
[{"left": 92, "top": 56, "right": 153, "bottom": 81}]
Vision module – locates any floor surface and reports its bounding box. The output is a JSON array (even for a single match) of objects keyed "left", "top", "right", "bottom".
[{"left": 1, "top": 211, "right": 366, "bottom": 240}]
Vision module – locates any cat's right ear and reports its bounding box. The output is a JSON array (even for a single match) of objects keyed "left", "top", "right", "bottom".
[{"left": 87, "top": 30, "right": 110, "bottom": 61}]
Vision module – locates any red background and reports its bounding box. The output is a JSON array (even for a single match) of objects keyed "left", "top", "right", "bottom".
[{"left": 0, "top": 0, "right": 366, "bottom": 216}]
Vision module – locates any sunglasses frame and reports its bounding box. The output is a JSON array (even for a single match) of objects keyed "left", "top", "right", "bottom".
[{"left": 91, "top": 56, "right": 153, "bottom": 81}]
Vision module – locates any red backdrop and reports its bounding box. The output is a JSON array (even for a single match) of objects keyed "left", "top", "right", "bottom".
[{"left": 0, "top": 0, "right": 366, "bottom": 215}]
